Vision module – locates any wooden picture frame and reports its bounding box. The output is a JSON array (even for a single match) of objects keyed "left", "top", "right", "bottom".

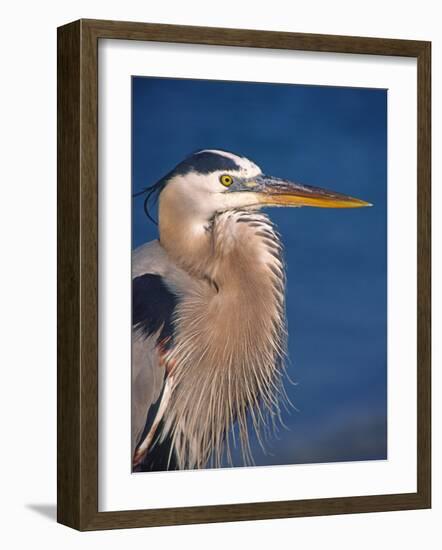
[{"left": 57, "top": 18, "right": 431, "bottom": 530}]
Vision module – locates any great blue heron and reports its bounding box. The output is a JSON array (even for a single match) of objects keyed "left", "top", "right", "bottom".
[{"left": 132, "top": 149, "right": 370, "bottom": 472}]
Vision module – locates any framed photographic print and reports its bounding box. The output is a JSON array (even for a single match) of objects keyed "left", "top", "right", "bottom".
[{"left": 57, "top": 19, "right": 431, "bottom": 530}]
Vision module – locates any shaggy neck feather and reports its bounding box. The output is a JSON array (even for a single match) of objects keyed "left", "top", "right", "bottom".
[{"left": 158, "top": 208, "right": 288, "bottom": 469}]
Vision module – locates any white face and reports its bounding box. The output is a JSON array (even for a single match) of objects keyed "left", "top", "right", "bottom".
[{"left": 160, "top": 151, "right": 265, "bottom": 221}]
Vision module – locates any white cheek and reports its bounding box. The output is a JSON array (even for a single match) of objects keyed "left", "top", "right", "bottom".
[
  {"left": 166, "top": 173, "right": 264, "bottom": 216},
  {"left": 218, "top": 191, "right": 263, "bottom": 210}
]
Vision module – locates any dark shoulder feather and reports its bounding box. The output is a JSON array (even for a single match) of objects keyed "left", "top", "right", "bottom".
[{"left": 132, "top": 273, "right": 178, "bottom": 347}]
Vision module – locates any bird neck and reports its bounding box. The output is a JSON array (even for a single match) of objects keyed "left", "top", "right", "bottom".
[
  {"left": 158, "top": 208, "right": 288, "bottom": 469},
  {"left": 158, "top": 193, "right": 216, "bottom": 280}
]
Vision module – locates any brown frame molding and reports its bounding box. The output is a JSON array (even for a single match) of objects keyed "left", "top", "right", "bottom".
[{"left": 57, "top": 19, "right": 431, "bottom": 531}]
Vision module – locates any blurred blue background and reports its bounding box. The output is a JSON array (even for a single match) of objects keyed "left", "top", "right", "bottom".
[{"left": 132, "top": 76, "right": 387, "bottom": 467}]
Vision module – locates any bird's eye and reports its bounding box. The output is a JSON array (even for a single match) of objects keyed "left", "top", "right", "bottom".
[{"left": 219, "top": 174, "right": 233, "bottom": 187}]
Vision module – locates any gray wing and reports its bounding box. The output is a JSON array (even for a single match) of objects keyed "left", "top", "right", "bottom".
[
  {"left": 131, "top": 241, "right": 180, "bottom": 456},
  {"left": 131, "top": 334, "right": 165, "bottom": 457}
]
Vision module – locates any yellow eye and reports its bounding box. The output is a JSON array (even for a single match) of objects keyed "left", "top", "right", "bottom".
[{"left": 220, "top": 174, "right": 233, "bottom": 187}]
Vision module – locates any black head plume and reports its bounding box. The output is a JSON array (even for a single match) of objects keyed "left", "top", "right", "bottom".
[{"left": 133, "top": 178, "right": 167, "bottom": 226}]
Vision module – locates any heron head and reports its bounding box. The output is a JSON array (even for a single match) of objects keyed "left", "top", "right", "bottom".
[{"left": 153, "top": 149, "right": 371, "bottom": 226}]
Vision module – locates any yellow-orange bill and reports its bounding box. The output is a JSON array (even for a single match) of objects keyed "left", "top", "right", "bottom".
[
  {"left": 260, "top": 193, "right": 372, "bottom": 208},
  {"left": 256, "top": 177, "right": 372, "bottom": 208}
]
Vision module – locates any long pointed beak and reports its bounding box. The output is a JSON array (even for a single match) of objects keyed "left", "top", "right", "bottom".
[{"left": 252, "top": 175, "right": 372, "bottom": 209}]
